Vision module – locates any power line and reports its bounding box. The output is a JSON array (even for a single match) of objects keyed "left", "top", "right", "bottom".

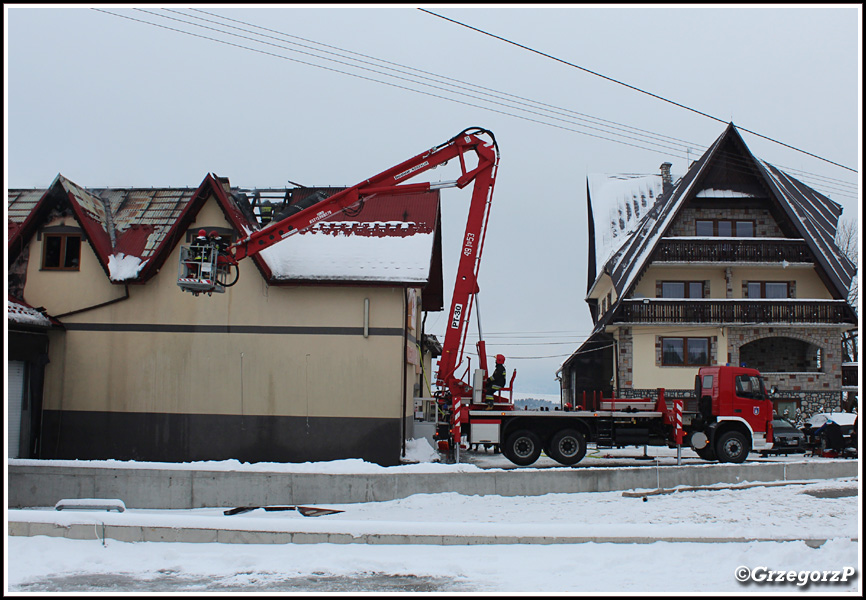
[
  {"left": 194, "top": 4, "right": 859, "bottom": 197},
  {"left": 419, "top": 8, "right": 858, "bottom": 174},
  {"left": 185, "top": 8, "right": 706, "bottom": 153},
  {"left": 135, "top": 8, "right": 701, "bottom": 158},
  {"left": 92, "top": 8, "right": 858, "bottom": 201},
  {"left": 166, "top": 9, "right": 861, "bottom": 199},
  {"left": 98, "top": 7, "right": 696, "bottom": 159}
]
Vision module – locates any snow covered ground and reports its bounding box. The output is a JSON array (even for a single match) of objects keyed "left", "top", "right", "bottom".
[{"left": 5, "top": 443, "right": 862, "bottom": 594}]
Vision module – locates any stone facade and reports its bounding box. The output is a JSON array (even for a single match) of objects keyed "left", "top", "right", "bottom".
[
  {"left": 670, "top": 207, "right": 784, "bottom": 237},
  {"left": 616, "top": 325, "right": 845, "bottom": 415},
  {"left": 617, "top": 327, "right": 633, "bottom": 388},
  {"left": 728, "top": 326, "right": 845, "bottom": 414}
]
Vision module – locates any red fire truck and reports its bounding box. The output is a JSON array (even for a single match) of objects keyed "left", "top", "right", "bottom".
[{"left": 452, "top": 364, "right": 775, "bottom": 466}]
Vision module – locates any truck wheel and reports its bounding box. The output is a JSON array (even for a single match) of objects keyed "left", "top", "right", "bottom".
[
  {"left": 548, "top": 429, "right": 586, "bottom": 466},
  {"left": 695, "top": 445, "right": 717, "bottom": 461},
  {"left": 715, "top": 431, "right": 749, "bottom": 463},
  {"left": 504, "top": 430, "right": 542, "bottom": 466}
]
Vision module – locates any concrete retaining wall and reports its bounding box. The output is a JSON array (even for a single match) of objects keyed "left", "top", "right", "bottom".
[{"left": 7, "top": 460, "right": 858, "bottom": 510}]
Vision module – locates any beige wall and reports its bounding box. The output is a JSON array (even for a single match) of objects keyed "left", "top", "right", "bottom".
[
  {"left": 728, "top": 265, "right": 830, "bottom": 299},
  {"left": 24, "top": 217, "right": 126, "bottom": 314},
  {"left": 626, "top": 325, "right": 728, "bottom": 390},
  {"left": 633, "top": 266, "right": 725, "bottom": 298},
  {"left": 634, "top": 264, "right": 829, "bottom": 300},
  {"left": 34, "top": 197, "right": 422, "bottom": 421}
]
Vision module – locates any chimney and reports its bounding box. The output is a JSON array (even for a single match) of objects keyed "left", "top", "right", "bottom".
[{"left": 660, "top": 162, "right": 672, "bottom": 193}]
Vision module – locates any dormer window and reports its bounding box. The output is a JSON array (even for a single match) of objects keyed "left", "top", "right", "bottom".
[{"left": 42, "top": 233, "right": 81, "bottom": 270}]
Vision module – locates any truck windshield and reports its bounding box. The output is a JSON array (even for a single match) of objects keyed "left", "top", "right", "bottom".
[{"left": 735, "top": 374, "right": 765, "bottom": 400}]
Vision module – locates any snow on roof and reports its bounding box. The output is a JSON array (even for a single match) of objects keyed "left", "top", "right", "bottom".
[
  {"left": 587, "top": 173, "right": 666, "bottom": 277},
  {"left": 260, "top": 221, "right": 435, "bottom": 282},
  {"left": 8, "top": 177, "right": 441, "bottom": 287},
  {"left": 107, "top": 253, "right": 148, "bottom": 281},
  {"left": 695, "top": 188, "right": 755, "bottom": 198},
  {"left": 756, "top": 159, "right": 855, "bottom": 295},
  {"left": 7, "top": 297, "right": 52, "bottom": 327},
  {"left": 589, "top": 123, "right": 855, "bottom": 304}
]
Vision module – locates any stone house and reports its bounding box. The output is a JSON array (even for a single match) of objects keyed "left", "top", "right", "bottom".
[{"left": 559, "top": 123, "right": 857, "bottom": 418}]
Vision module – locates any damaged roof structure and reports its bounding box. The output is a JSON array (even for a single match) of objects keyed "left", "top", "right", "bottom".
[{"left": 8, "top": 173, "right": 443, "bottom": 306}]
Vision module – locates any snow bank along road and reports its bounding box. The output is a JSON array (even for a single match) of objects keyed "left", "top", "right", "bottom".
[
  {"left": 6, "top": 477, "right": 861, "bottom": 594},
  {"left": 7, "top": 448, "right": 860, "bottom": 547}
]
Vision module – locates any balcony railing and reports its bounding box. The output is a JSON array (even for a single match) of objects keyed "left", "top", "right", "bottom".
[
  {"left": 653, "top": 238, "right": 812, "bottom": 263},
  {"left": 616, "top": 299, "right": 856, "bottom": 325}
]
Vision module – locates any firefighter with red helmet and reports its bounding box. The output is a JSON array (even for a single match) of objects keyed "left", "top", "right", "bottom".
[{"left": 485, "top": 354, "right": 507, "bottom": 409}]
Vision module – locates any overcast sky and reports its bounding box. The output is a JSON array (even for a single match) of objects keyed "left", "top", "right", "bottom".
[{"left": 5, "top": 4, "right": 861, "bottom": 395}]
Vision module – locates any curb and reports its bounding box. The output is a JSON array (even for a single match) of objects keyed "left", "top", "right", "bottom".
[{"left": 7, "top": 521, "right": 856, "bottom": 547}]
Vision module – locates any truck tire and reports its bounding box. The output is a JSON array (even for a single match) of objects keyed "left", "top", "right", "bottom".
[
  {"left": 504, "top": 430, "right": 542, "bottom": 466},
  {"left": 715, "top": 430, "right": 749, "bottom": 463},
  {"left": 548, "top": 429, "right": 587, "bottom": 466},
  {"left": 695, "top": 445, "right": 717, "bottom": 461}
]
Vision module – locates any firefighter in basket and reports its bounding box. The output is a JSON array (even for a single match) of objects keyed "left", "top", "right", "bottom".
[
  {"left": 485, "top": 354, "right": 507, "bottom": 409},
  {"left": 185, "top": 229, "right": 210, "bottom": 279}
]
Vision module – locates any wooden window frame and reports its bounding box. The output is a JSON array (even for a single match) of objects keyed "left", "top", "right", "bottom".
[
  {"left": 661, "top": 337, "right": 711, "bottom": 367},
  {"left": 746, "top": 281, "right": 791, "bottom": 299},
  {"left": 694, "top": 219, "right": 756, "bottom": 237},
  {"left": 660, "top": 280, "right": 705, "bottom": 299},
  {"left": 41, "top": 233, "right": 82, "bottom": 271}
]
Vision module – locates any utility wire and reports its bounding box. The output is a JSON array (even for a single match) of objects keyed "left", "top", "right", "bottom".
[
  {"left": 138, "top": 8, "right": 697, "bottom": 158},
  {"left": 187, "top": 7, "right": 704, "bottom": 152},
  {"left": 420, "top": 8, "right": 857, "bottom": 174},
  {"left": 195, "top": 6, "right": 856, "bottom": 194},
  {"left": 99, "top": 7, "right": 694, "bottom": 159},
  {"left": 92, "top": 8, "right": 857, "bottom": 200},
  {"left": 187, "top": 9, "right": 858, "bottom": 199}
]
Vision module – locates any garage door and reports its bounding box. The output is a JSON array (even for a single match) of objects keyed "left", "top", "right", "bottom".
[{"left": 8, "top": 360, "right": 25, "bottom": 458}]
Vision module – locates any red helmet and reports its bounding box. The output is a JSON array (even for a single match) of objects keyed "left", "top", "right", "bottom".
[
  {"left": 495, "top": 354, "right": 506, "bottom": 365},
  {"left": 197, "top": 229, "right": 207, "bottom": 237}
]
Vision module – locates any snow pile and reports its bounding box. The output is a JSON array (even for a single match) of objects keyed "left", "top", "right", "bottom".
[
  {"left": 107, "top": 252, "right": 146, "bottom": 281},
  {"left": 402, "top": 437, "right": 440, "bottom": 463}
]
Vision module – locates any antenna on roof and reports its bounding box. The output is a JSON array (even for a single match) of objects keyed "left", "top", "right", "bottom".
[{"left": 287, "top": 180, "right": 307, "bottom": 188}]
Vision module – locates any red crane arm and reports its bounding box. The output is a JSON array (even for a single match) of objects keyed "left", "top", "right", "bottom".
[
  {"left": 184, "top": 127, "right": 500, "bottom": 460},
  {"left": 230, "top": 128, "right": 497, "bottom": 261}
]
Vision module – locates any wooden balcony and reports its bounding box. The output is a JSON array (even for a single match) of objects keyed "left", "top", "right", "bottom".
[
  {"left": 615, "top": 299, "right": 856, "bottom": 325},
  {"left": 652, "top": 238, "right": 812, "bottom": 263}
]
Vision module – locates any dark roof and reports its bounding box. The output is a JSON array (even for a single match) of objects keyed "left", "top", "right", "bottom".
[{"left": 594, "top": 123, "right": 856, "bottom": 302}]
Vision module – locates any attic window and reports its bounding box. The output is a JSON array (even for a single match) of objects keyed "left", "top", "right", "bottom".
[
  {"left": 42, "top": 233, "right": 81, "bottom": 271},
  {"left": 695, "top": 219, "right": 755, "bottom": 237}
]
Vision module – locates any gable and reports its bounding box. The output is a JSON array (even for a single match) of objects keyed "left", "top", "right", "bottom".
[{"left": 592, "top": 123, "right": 856, "bottom": 303}]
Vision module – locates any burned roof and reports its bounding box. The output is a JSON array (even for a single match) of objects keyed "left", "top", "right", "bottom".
[{"left": 7, "top": 173, "right": 442, "bottom": 292}]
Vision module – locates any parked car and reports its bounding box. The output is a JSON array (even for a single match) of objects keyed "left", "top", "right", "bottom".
[
  {"left": 801, "top": 412, "right": 858, "bottom": 454},
  {"left": 761, "top": 417, "right": 806, "bottom": 455}
]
